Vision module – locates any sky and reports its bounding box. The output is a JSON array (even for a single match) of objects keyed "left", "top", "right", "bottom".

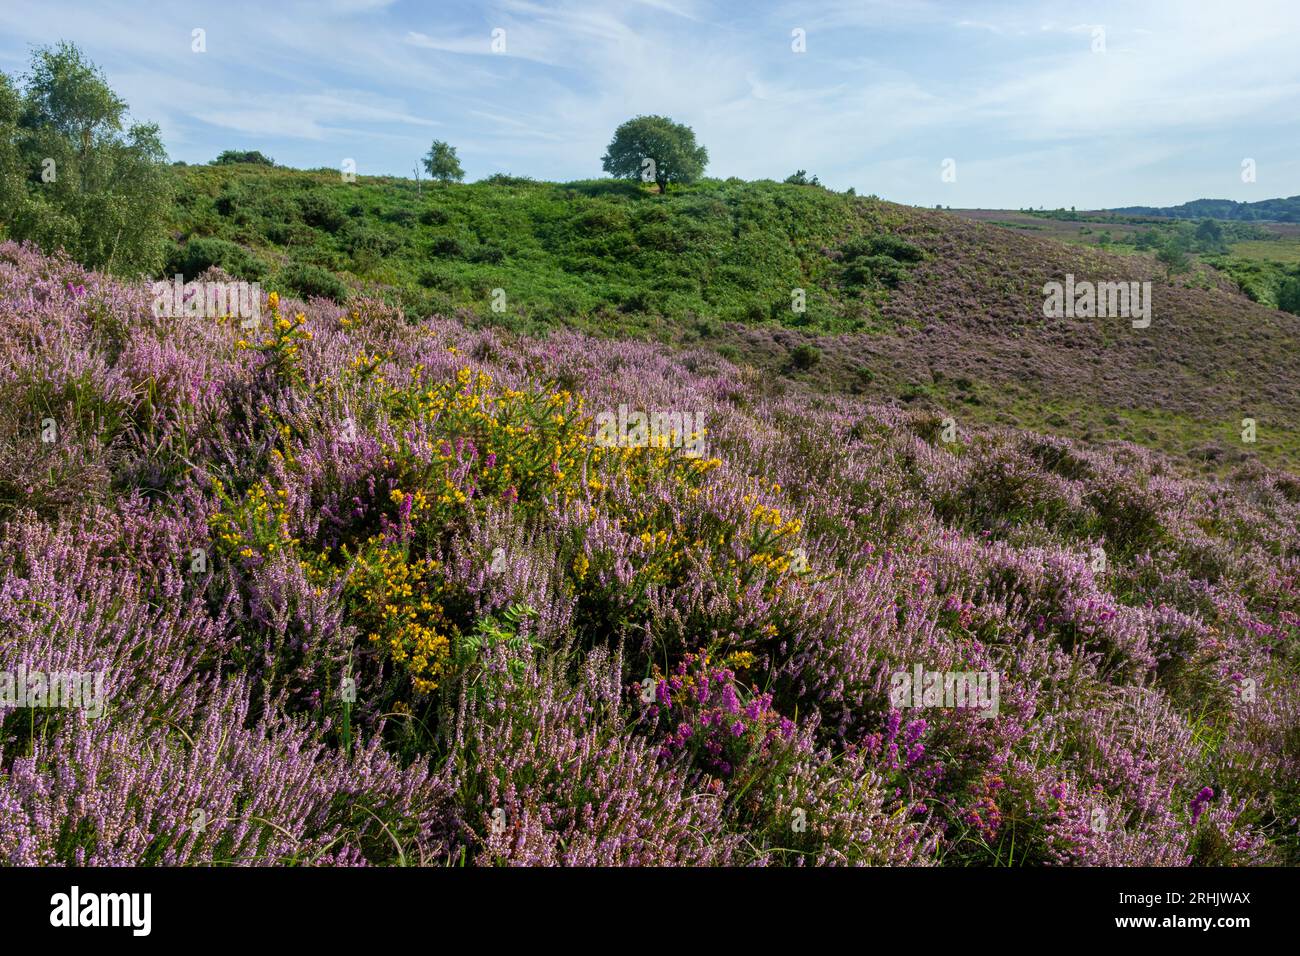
[{"left": 1, "top": 0, "right": 1297, "bottom": 209}]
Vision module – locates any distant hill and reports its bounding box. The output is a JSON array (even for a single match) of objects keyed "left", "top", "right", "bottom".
[{"left": 1109, "top": 196, "right": 1300, "bottom": 222}]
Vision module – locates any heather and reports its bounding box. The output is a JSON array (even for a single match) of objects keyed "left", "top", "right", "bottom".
[{"left": 1, "top": 239, "right": 1297, "bottom": 866}]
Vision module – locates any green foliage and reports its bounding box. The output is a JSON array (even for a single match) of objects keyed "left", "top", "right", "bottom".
[
  {"left": 165, "top": 236, "right": 268, "bottom": 281},
  {"left": 1278, "top": 276, "right": 1300, "bottom": 316},
  {"left": 297, "top": 192, "right": 345, "bottom": 232},
  {"left": 784, "top": 170, "right": 821, "bottom": 186},
  {"left": 422, "top": 140, "right": 464, "bottom": 183},
  {"left": 163, "top": 164, "right": 918, "bottom": 334},
  {"left": 0, "top": 73, "right": 22, "bottom": 228},
  {"left": 601, "top": 115, "right": 708, "bottom": 194},
  {"left": 1156, "top": 235, "right": 1192, "bottom": 281},
  {"left": 1113, "top": 195, "right": 1300, "bottom": 222},
  {"left": 274, "top": 261, "right": 349, "bottom": 302},
  {"left": 790, "top": 343, "right": 821, "bottom": 370},
  {"left": 838, "top": 234, "right": 924, "bottom": 289},
  {"left": 453, "top": 604, "right": 541, "bottom": 702},
  {"left": 213, "top": 149, "right": 275, "bottom": 166},
  {"left": 1194, "top": 217, "right": 1226, "bottom": 252},
  {"left": 1, "top": 42, "right": 172, "bottom": 276}
]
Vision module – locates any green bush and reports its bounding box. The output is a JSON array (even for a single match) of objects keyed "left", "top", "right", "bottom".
[
  {"left": 341, "top": 223, "right": 401, "bottom": 257},
  {"left": 165, "top": 237, "right": 267, "bottom": 281},
  {"left": 274, "top": 262, "right": 349, "bottom": 302},
  {"left": 296, "top": 193, "right": 345, "bottom": 233},
  {"left": 790, "top": 343, "right": 821, "bottom": 370},
  {"left": 467, "top": 244, "right": 505, "bottom": 264},
  {"left": 1278, "top": 276, "right": 1300, "bottom": 316},
  {"left": 838, "top": 235, "right": 924, "bottom": 289},
  {"left": 430, "top": 236, "right": 464, "bottom": 258}
]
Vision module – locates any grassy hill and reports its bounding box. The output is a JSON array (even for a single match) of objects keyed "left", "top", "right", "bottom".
[
  {"left": 165, "top": 163, "right": 922, "bottom": 336},
  {"left": 162, "top": 164, "right": 1300, "bottom": 476}
]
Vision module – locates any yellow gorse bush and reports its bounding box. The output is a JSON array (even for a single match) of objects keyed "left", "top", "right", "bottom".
[{"left": 343, "top": 539, "right": 453, "bottom": 695}]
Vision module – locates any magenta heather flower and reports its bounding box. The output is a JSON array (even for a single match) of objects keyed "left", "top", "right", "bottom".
[{"left": 1191, "top": 787, "right": 1214, "bottom": 824}]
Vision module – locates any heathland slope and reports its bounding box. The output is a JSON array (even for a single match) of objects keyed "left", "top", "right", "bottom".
[{"left": 164, "top": 165, "right": 1300, "bottom": 474}]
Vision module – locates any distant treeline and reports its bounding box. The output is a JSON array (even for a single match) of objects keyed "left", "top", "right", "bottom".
[{"left": 1109, "top": 196, "right": 1300, "bottom": 222}]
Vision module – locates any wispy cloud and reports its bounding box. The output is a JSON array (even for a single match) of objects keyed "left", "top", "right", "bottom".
[{"left": 0, "top": 0, "right": 1296, "bottom": 207}]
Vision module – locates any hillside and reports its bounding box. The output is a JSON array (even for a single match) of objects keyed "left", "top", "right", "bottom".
[
  {"left": 165, "top": 163, "right": 918, "bottom": 335},
  {"left": 164, "top": 164, "right": 1300, "bottom": 475},
  {"left": 2, "top": 240, "right": 1297, "bottom": 865}
]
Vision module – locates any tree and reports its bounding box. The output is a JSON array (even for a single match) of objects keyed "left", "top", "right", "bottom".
[
  {"left": 213, "top": 149, "right": 275, "bottom": 166},
  {"left": 422, "top": 140, "right": 464, "bottom": 182},
  {"left": 1133, "top": 229, "right": 1159, "bottom": 251},
  {"left": 1194, "top": 217, "right": 1226, "bottom": 253},
  {"left": 601, "top": 115, "right": 707, "bottom": 194},
  {"left": 1155, "top": 236, "right": 1191, "bottom": 282},
  {"left": 0, "top": 72, "right": 23, "bottom": 233},
  {"left": 1278, "top": 276, "right": 1300, "bottom": 316},
  {"left": 2, "top": 42, "right": 170, "bottom": 276},
  {"left": 785, "top": 169, "right": 820, "bottom": 186}
]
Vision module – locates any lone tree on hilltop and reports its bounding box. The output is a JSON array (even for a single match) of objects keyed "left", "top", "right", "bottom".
[
  {"left": 601, "top": 115, "right": 707, "bottom": 194},
  {"left": 423, "top": 140, "right": 464, "bottom": 182}
]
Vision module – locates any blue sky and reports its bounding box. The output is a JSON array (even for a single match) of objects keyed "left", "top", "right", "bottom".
[{"left": 2, "top": 0, "right": 1297, "bottom": 209}]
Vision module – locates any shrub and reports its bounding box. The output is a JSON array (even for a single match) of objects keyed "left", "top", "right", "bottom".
[
  {"left": 297, "top": 193, "right": 345, "bottom": 233},
  {"left": 430, "top": 236, "right": 464, "bottom": 258},
  {"left": 790, "top": 343, "right": 821, "bottom": 370},
  {"left": 1278, "top": 276, "right": 1300, "bottom": 316},
  {"left": 273, "top": 261, "right": 349, "bottom": 302},
  {"left": 165, "top": 237, "right": 267, "bottom": 281}
]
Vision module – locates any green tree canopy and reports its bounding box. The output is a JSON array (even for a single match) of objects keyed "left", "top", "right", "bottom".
[
  {"left": 0, "top": 42, "right": 171, "bottom": 276},
  {"left": 213, "top": 149, "right": 275, "bottom": 166},
  {"left": 601, "top": 115, "right": 707, "bottom": 194},
  {"left": 1278, "top": 275, "right": 1300, "bottom": 316},
  {"left": 423, "top": 140, "right": 464, "bottom": 182},
  {"left": 0, "top": 73, "right": 22, "bottom": 234},
  {"left": 1194, "top": 217, "right": 1227, "bottom": 253},
  {"left": 1156, "top": 235, "right": 1192, "bottom": 282}
]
